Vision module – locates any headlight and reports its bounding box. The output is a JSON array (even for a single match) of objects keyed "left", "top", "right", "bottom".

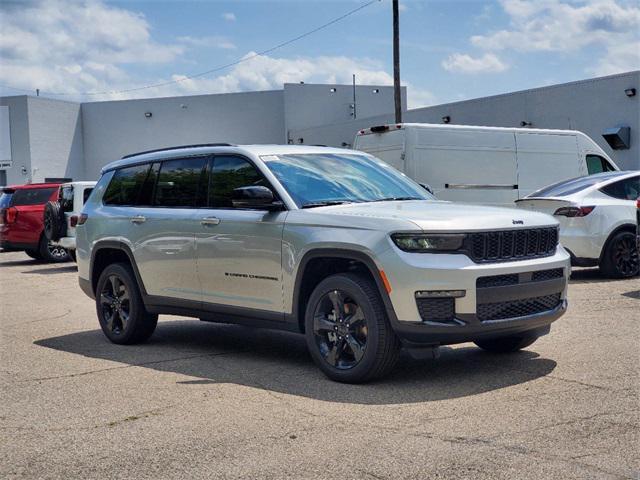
[{"left": 391, "top": 233, "right": 466, "bottom": 252}]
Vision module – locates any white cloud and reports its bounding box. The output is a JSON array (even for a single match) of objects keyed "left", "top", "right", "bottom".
[
  {"left": 0, "top": 0, "right": 183, "bottom": 95},
  {"left": 0, "top": 0, "right": 419, "bottom": 103},
  {"left": 407, "top": 87, "right": 436, "bottom": 108},
  {"left": 470, "top": 0, "right": 640, "bottom": 75},
  {"left": 177, "top": 36, "right": 236, "bottom": 50},
  {"left": 168, "top": 52, "right": 394, "bottom": 96},
  {"left": 441, "top": 53, "right": 508, "bottom": 74},
  {"left": 222, "top": 12, "right": 236, "bottom": 22}
]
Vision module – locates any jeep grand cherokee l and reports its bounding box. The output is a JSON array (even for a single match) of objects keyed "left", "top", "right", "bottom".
[{"left": 76, "top": 144, "right": 570, "bottom": 383}]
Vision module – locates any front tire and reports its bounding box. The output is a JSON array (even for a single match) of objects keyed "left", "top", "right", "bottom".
[
  {"left": 304, "top": 273, "right": 400, "bottom": 383},
  {"left": 96, "top": 263, "right": 158, "bottom": 345},
  {"left": 475, "top": 334, "right": 538, "bottom": 353},
  {"left": 600, "top": 230, "right": 639, "bottom": 278}
]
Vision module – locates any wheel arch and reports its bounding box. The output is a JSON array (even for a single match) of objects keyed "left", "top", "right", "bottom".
[
  {"left": 90, "top": 241, "right": 148, "bottom": 299},
  {"left": 598, "top": 223, "right": 637, "bottom": 262},
  {"left": 291, "top": 248, "right": 398, "bottom": 334}
]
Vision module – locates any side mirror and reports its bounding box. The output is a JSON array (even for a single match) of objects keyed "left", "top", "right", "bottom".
[
  {"left": 231, "top": 186, "right": 283, "bottom": 210},
  {"left": 420, "top": 183, "right": 434, "bottom": 195}
]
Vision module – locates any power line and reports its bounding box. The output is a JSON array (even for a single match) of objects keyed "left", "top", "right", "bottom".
[{"left": 0, "top": 0, "right": 380, "bottom": 98}]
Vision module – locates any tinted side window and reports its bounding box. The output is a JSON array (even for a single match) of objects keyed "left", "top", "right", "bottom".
[
  {"left": 103, "top": 164, "right": 151, "bottom": 206},
  {"left": 11, "top": 187, "right": 56, "bottom": 206},
  {"left": 82, "top": 188, "right": 94, "bottom": 204},
  {"left": 586, "top": 154, "right": 615, "bottom": 174},
  {"left": 154, "top": 157, "right": 206, "bottom": 207},
  {"left": 209, "top": 156, "right": 266, "bottom": 208},
  {"left": 60, "top": 186, "right": 74, "bottom": 212},
  {"left": 138, "top": 163, "right": 160, "bottom": 206},
  {"left": 600, "top": 176, "right": 640, "bottom": 200}
]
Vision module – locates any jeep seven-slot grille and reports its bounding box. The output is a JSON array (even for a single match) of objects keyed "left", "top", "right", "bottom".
[
  {"left": 468, "top": 227, "right": 558, "bottom": 263},
  {"left": 477, "top": 294, "right": 562, "bottom": 321}
]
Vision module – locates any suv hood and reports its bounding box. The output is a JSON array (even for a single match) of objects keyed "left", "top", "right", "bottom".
[{"left": 314, "top": 200, "right": 557, "bottom": 232}]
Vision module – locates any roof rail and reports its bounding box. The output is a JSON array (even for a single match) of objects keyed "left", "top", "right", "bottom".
[{"left": 121, "top": 143, "right": 235, "bottom": 159}]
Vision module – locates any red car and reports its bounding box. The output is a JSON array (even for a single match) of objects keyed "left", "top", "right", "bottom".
[{"left": 0, "top": 182, "right": 71, "bottom": 262}]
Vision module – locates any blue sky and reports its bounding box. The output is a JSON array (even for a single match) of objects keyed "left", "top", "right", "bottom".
[{"left": 1, "top": 0, "right": 639, "bottom": 107}]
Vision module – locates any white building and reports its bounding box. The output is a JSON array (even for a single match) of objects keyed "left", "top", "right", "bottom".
[
  {"left": 0, "top": 83, "right": 405, "bottom": 185},
  {"left": 0, "top": 71, "right": 638, "bottom": 186}
]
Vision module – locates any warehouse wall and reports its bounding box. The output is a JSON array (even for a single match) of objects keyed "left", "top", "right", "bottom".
[
  {"left": 0, "top": 96, "right": 30, "bottom": 186},
  {"left": 81, "top": 90, "right": 285, "bottom": 180},
  {"left": 291, "top": 71, "right": 640, "bottom": 170},
  {"left": 283, "top": 83, "right": 404, "bottom": 143},
  {"left": 27, "top": 97, "right": 84, "bottom": 182}
]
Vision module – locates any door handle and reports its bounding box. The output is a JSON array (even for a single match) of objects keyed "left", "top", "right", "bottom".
[
  {"left": 130, "top": 215, "right": 146, "bottom": 224},
  {"left": 201, "top": 216, "right": 220, "bottom": 226}
]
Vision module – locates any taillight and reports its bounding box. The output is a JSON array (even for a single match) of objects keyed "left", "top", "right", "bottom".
[
  {"left": 5, "top": 207, "right": 18, "bottom": 223},
  {"left": 77, "top": 213, "right": 88, "bottom": 225},
  {"left": 553, "top": 206, "right": 595, "bottom": 217},
  {"left": 70, "top": 215, "right": 78, "bottom": 227}
]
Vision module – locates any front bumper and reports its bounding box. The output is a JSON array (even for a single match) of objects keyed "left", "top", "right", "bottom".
[{"left": 377, "top": 245, "right": 570, "bottom": 345}]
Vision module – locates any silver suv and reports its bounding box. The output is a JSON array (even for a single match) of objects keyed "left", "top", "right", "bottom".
[{"left": 77, "top": 144, "right": 570, "bottom": 383}]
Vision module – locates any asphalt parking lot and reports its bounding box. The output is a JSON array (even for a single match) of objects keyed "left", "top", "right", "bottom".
[{"left": 0, "top": 251, "right": 638, "bottom": 479}]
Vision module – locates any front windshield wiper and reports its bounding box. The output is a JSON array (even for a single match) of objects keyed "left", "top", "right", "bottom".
[
  {"left": 370, "top": 196, "right": 424, "bottom": 202},
  {"left": 300, "top": 200, "right": 356, "bottom": 209}
]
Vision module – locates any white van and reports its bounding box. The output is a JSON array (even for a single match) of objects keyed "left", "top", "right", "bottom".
[{"left": 353, "top": 123, "right": 618, "bottom": 205}]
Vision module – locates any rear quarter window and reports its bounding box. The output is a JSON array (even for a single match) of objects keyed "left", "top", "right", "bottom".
[
  {"left": 103, "top": 164, "right": 152, "bottom": 206},
  {"left": 600, "top": 176, "right": 640, "bottom": 200},
  {"left": 10, "top": 187, "right": 57, "bottom": 206}
]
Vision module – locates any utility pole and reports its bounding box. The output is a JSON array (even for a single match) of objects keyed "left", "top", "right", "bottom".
[
  {"left": 352, "top": 74, "right": 357, "bottom": 119},
  {"left": 392, "top": 0, "right": 402, "bottom": 123}
]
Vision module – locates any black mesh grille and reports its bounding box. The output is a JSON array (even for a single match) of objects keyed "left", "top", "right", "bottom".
[
  {"left": 416, "top": 297, "right": 455, "bottom": 324},
  {"left": 477, "top": 293, "right": 562, "bottom": 321},
  {"left": 476, "top": 268, "right": 565, "bottom": 289},
  {"left": 468, "top": 227, "right": 558, "bottom": 263},
  {"left": 476, "top": 274, "right": 519, "bottom": 288},
  {"left": 532, "top": 268, "right": 564, "bottom": 282}
]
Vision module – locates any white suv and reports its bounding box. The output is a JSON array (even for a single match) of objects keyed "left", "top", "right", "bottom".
[
  {"left": 76, "top": 144, "right": 570, "bottom": 383},
  {"left": 44, "top": 181, "right": 96, "bottom": 260}
]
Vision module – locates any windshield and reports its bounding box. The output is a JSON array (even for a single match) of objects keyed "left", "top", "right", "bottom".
[
  {"left": 528, "top": 173, "right": 626, "bottom": 198},
  {"left": 261, "top": 153, "right": 433, "bottom": 208}
]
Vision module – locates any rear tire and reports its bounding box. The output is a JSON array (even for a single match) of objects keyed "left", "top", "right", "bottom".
[
  {"left": 38, "top": 236, "right": 70, "bottom": 263},
  {"left": 475, "top": 334, "right": 538, "bottom": 353},
  {"left": 25, "top": 248, "right": 42, "bottom": 260},
  {"left": 96, "top": 262, "right": 158, "bottom": 345},
  {"left": 599, "top": 230, "right": 639, "bottom": 278},
  {"left": 304, "top": 272, "right": 400, "bottom": 383}
]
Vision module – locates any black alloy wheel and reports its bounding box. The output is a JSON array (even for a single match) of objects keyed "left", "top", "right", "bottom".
[
  {"left": 612, "top": 234, "right": 639, "bottom": 277},
  {"left": 47, "top": 242, "right": 69, "bottom": 261},
  {"left": 100, "top": 274, "right": 131, "bottom": 335},
  {"left": 312, "top": 289, "right": 368, "bottom": 370},
  {"left": 38, "top": 236, "right": 70, "bottom": 263},
  {"left": 95, "top": 263, "right": 158, "bottom": 344},
  {"left": 305, "top": 273, "right": 400, "bottom": 383}
]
